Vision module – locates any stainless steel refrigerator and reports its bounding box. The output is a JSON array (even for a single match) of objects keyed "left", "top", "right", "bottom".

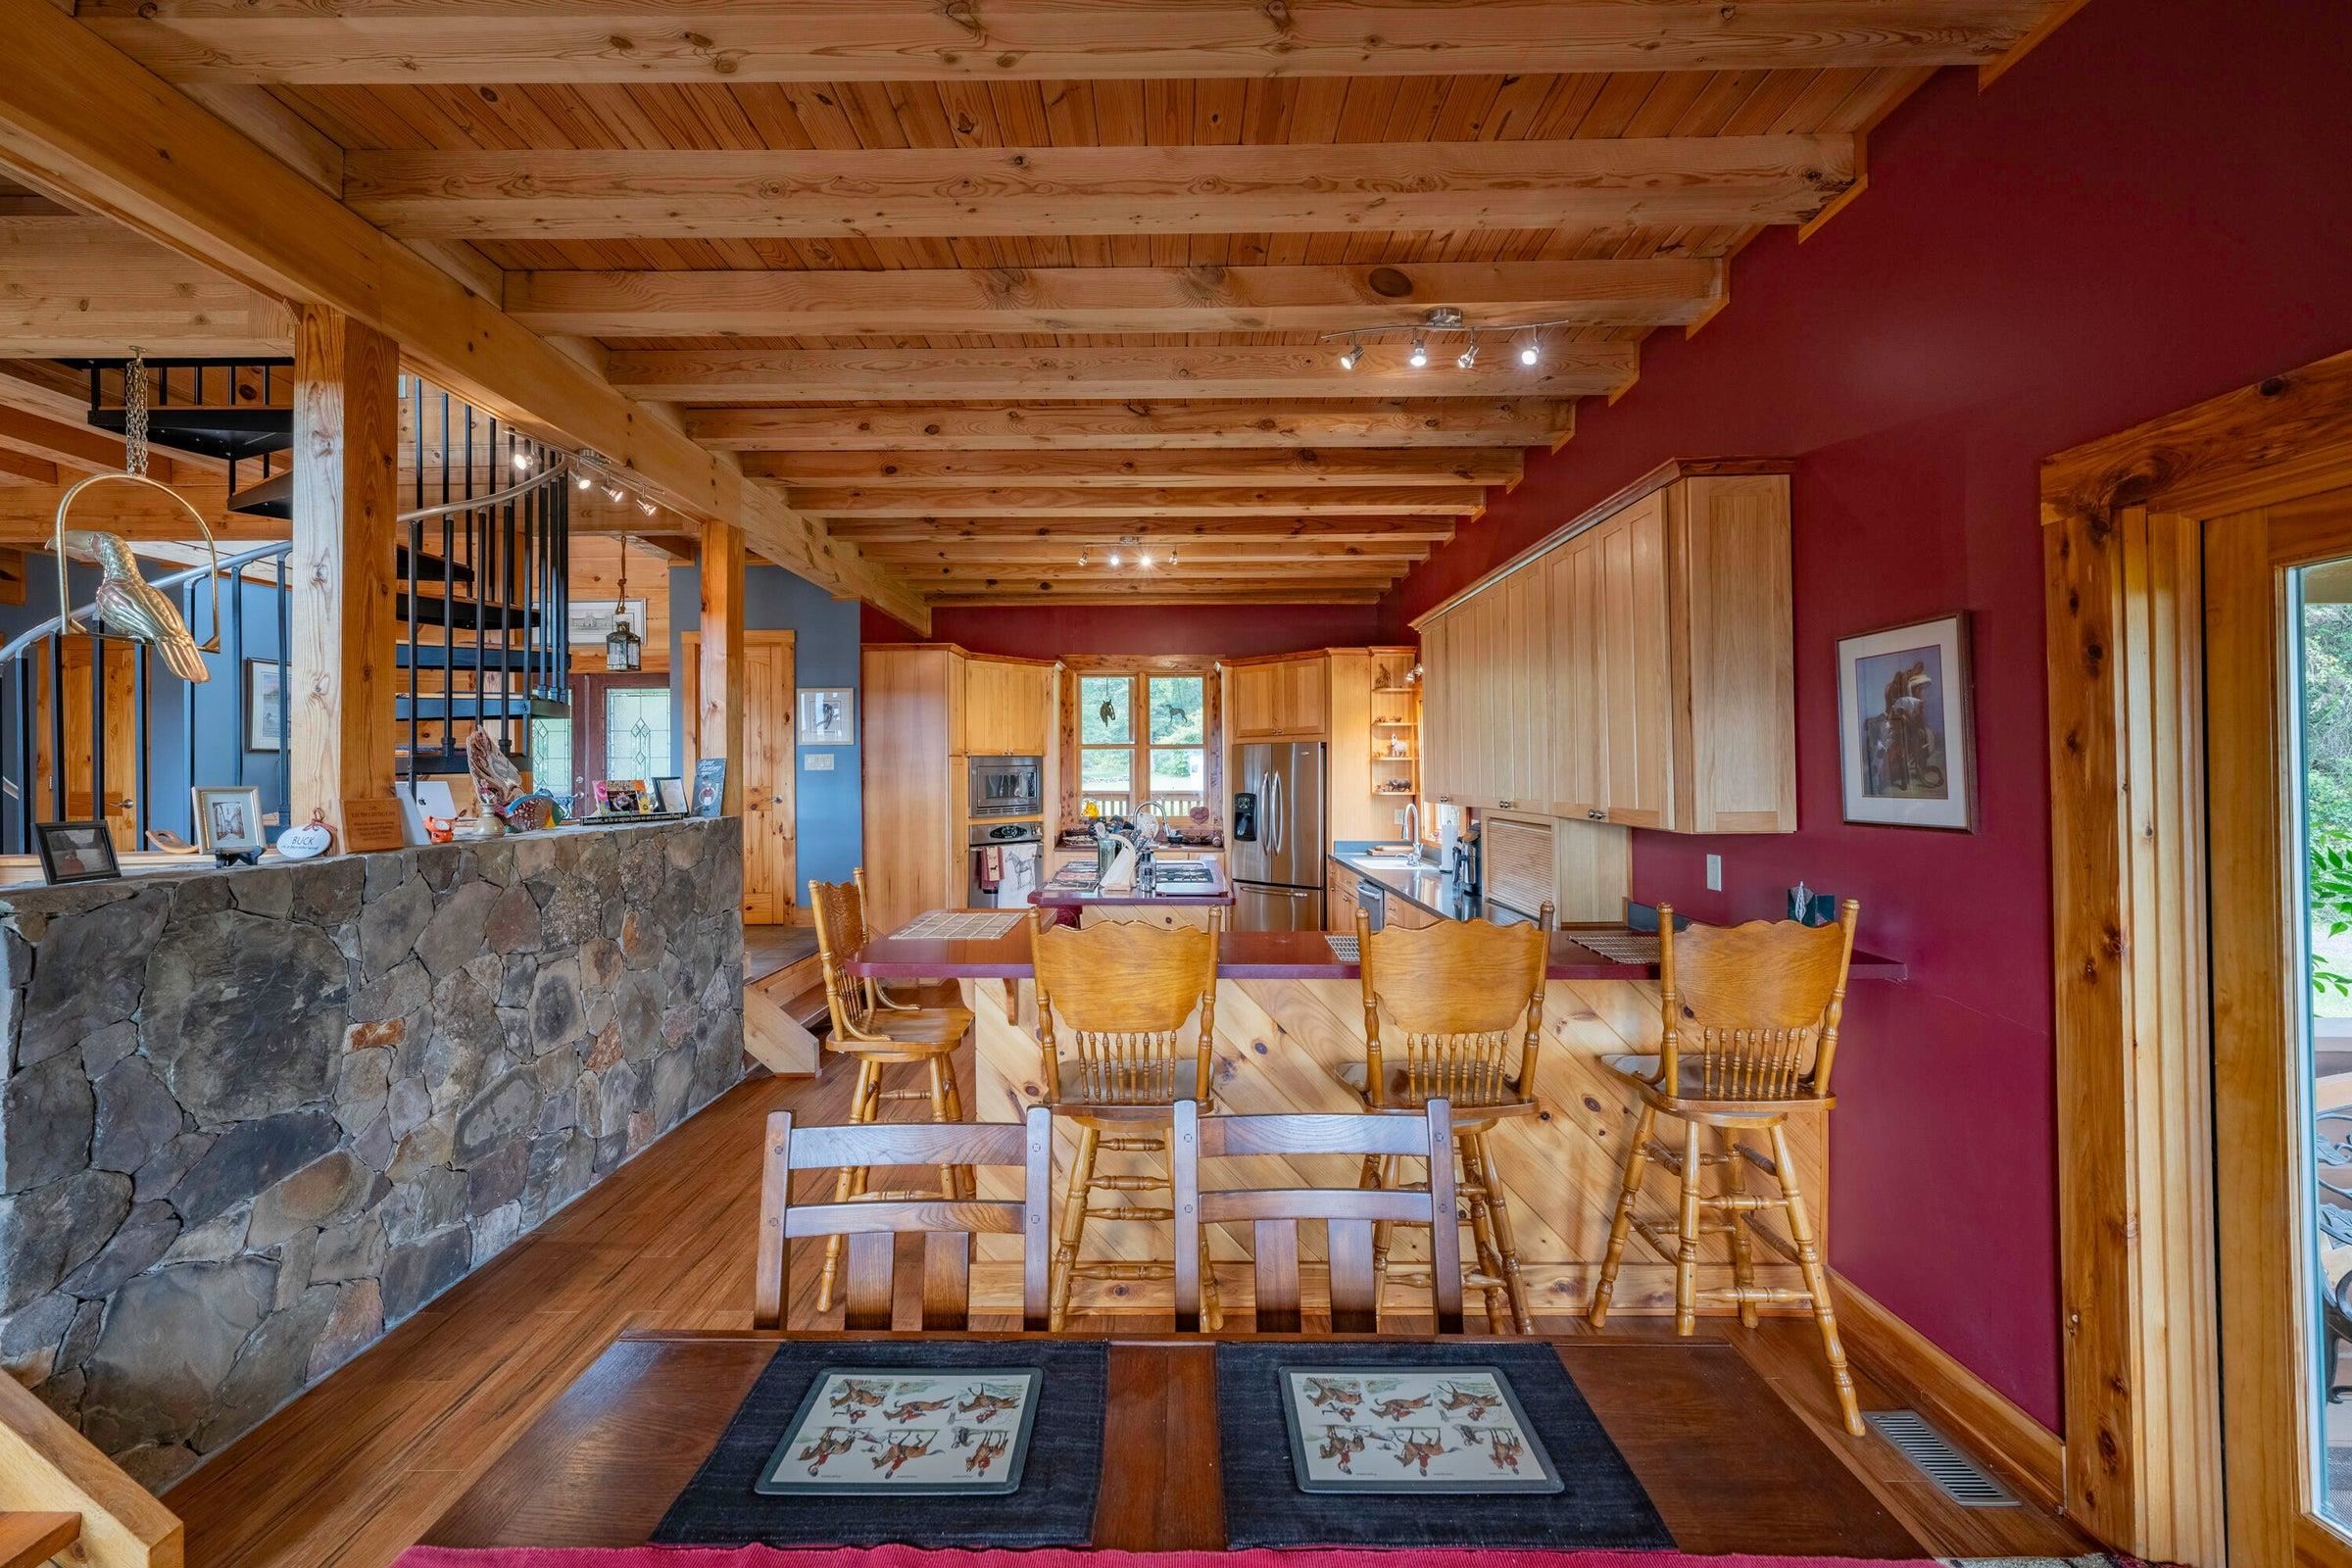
[{"left": 1230, "top": 740, "right": 1325, "bottom": 931}]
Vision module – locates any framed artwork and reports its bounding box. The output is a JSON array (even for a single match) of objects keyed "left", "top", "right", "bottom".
[
  {"left": 1276, "top": 1366, "right": 1562, "bottom": 1494},
  {"left": 692, "top": 757, "right": 727, "bottom": 818},
  {"left": 568, "top": 598, "right": 647, "bottom": 648},
  {"left": 35, "top": 821, "right": 121, "bottom": 885},
  {"left": 798, "top": 687, "right": 854, "bottom": 745},
  {"left": 244, "top": 659, "right": 284, "bottom": 752},
  {"left": 755, "top": 1368, "right": 1042, "bottom": 1496},
  {"left": 192, "top": 785, "right": 268, "bottom": 854},
  {"left": 654, "top": 776, "right": 688, "bottom": 814},
  {"left": 593, "top": 778, "right": 650, "bottom": 816},
  {"left": 1837, "top": 612, "right": 1976, "bottom": 831}
]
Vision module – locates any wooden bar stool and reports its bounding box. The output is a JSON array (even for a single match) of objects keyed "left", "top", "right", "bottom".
[
  {"left": 1348, "top": 905, "right": 1552, "bottom": 1334},
  {"left": 807, "top": 871, "right": 977, "bottom": 1314},
  {"left": 1588, "top": 901, "right": 1866, "bottom": 1437},
  {"left": 1028, "top": 906, "right": 1223, "bottom": 1330}
]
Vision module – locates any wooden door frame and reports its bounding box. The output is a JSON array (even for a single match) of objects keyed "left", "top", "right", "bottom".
[
  {"left": 681, "top": 628, "right": 796, "bottom": 924},
  {"left": 2044, "top": 344, "right": 2352, "bottom": 1565}
]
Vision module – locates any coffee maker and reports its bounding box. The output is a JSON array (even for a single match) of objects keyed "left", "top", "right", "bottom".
[{"left": 1447, "top": 824, "right": 1480, "bottom": 903}]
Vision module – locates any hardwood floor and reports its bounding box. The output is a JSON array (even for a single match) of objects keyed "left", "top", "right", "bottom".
[{"left": 166, "top": 1054, "right": 2094, "bottom": 1568}]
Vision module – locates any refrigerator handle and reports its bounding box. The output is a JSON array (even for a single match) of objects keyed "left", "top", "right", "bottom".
[{"left": 1266, "top": 770, "right": 1282, "bottom": 854}]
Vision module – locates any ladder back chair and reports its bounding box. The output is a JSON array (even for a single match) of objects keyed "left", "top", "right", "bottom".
[
  {"left": 756, "top": 1106, "right": 1054, "bottom": 1331},
  {"left": 807, "top": 870, "right": 977, "bottom": 1313},
  {"left": 1589, "top": 900, "right": 1865, "bottom": 1436},
  {"left": 1029, "top": 906, "right": 1223, "bottom": 1329},
  {"left": 1350, "top": 904, "right": 1552, "bottom": 1333},
  {"left": 1172, "top": 1100, "right": 1463, "bottom": 1334}
]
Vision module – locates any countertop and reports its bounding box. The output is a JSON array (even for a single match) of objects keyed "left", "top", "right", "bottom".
[
  {"left": 849, "top": 922, "right": 1906, "bottom": 983},
  {"left": 1032, "top": 856, "right": 1234, "bottom": 906},
  {"left": 1329, "top": 849, "right": 1485, "bottom": 922}
]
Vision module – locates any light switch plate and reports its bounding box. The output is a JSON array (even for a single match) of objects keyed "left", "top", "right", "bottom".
[
  {"left": 804, "top": 752, "right": 835, "bottom": 771},
  {"left": 1705, "top": 854, "right": 1723, "bottom": 892}
]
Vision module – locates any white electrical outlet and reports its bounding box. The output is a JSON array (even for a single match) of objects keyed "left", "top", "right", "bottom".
[
  {"left": 804, "top": 752, "right": 835, "bottom": 771},
  {"left": 1705, "top": 854, "right": 1723, "bottom": 892}
]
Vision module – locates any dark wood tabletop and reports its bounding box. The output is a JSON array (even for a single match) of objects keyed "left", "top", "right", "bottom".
[
  {"left": 420, "top": 1328, "right": 1922, "bottom": 1558},
  {"left": 848, "top": 920, "right": 1908, "bottom": 983}
]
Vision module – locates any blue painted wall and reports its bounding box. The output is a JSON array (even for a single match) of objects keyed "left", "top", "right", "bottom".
[
  {"left": 0, "top": 551, "right": 289, "bottom": 849},
  {"left": 665, "top": 562, "right": 862, "bottom": 889}
]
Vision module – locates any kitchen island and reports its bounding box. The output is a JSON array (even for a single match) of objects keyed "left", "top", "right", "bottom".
[
  {"left": 850, "top": 921, "right": 1903, "bottom": 1321},
  {"left": 1030, "top": 855, "right": 1235, "bottom": 929}
]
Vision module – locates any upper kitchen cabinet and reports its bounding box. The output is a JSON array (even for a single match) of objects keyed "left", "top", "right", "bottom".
[
  {"left": 962, "top": 656, "right": 1054, "bottom": 757},
  {"left": 1228, "top": 653, "right": 1329, "bottom": 738},
  {"left": 1419, "top": 461, "right": 1795, "bottom": 835}
]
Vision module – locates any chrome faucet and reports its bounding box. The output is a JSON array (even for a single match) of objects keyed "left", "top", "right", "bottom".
[{"left": 1401, "top": 802, "right": 1422, "bottom": 862}]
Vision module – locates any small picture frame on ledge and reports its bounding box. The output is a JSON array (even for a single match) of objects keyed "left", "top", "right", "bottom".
[
  {"left": 35, "top": 821, "right": 121, "bottom": 886},
  {"left": 654, "top": 776, "right": 688, "bottom": 814},
  {"left": 193, "top": 785, "right": 269, "bottom": 858},
  {"left": 692, "top": 757, "right": 727, "bottom": 818}
]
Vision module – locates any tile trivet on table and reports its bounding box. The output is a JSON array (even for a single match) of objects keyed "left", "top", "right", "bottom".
[
  {"left": 893, "top": 910, "right": 1027, "bottom": 941},
  {"left": 1563, "top": 928, "right": 1659, "bottom": 964},
  {"left": 1325, "top": 935, "right": 1360, "bottom": 962}
]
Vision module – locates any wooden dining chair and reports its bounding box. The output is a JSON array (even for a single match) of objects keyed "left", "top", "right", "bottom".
[
  {"left": 807, "top": 871, "right": 977, "bottom": 1312},
  {"left": 1348, "top": 904, "right": 1552, "bottom": 1333},
  {"left": 1588, "top": 901, "right": 1866, "bottom": 1436},
  {"left": 1028, "top": 906, "right": 1223, "bottom": 1329},
  {"left": 1171, "top": 1100, "right": 1463, "bottom": 1334},
  {"left": 755, "top": 1105, "right": 1054, "bottom": 1331}
]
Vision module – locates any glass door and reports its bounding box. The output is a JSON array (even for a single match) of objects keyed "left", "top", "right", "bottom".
[{"left": 2210, "top": 484, "right": 2352, "bottom": 1568}]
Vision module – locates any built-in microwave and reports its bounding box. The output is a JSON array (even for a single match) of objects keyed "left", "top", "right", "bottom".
[{"left": 967, "top": 756, "right": 1043, "bottom": 817}]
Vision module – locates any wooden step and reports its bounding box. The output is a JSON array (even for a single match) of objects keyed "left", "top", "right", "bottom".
[
  {"left": 394, "top": 694, "right": 567, "bottom": 722},
  {"left": 394, "top": 597, "right": 542, "bottom": 632}
]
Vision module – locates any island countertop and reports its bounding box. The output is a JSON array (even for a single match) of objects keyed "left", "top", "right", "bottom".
[
  {"left": 1031, "top": 856, "right": 1235, "bottom": 908},
  {"left": 849, "top": 920, "right": 1906, "bottom": 983}
]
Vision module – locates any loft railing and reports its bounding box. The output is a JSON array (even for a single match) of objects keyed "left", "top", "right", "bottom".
[{"left": 0, "top": 373, "right": 573, "bottom": 855}]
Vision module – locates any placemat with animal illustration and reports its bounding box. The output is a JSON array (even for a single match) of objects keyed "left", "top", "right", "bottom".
[
  {"left": 893, "top": 909, "right": 1027, "bottom": 941},
  {"left": 755, "top": 1368, "right": 1043, "bottom": 1496},
  {"left": 1277, "top": 1365, "right": 1561, "bottom": 1494},
  {"left": 1216, "top": 1342, "right": 1671, "bottom": 1550},
  {"left": 653, "top": 1341, "right": 1104, "bottom": 1548}
]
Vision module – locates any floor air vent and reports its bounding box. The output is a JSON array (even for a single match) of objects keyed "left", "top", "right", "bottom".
[{"left": 1863, "top": 1410, "right": 2017, "bottom": 1506}]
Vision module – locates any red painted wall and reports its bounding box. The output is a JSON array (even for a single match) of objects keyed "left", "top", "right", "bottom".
[
  {"left": 1386, "top": 0, "right": 2352, "bottom": 1428},
  {"left": 893, "top": 602, "right": 1389, "bottom": 659}
]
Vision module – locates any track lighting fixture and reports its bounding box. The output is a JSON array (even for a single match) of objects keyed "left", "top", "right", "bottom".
[
  {"left": 1519, "top": 337, "right": 1541, "bottom": 367},
  {"left": 1078, "top": 549, "right": 1089, "bottom": 566},
  {"left": 1456, "top": 335, "right": 1480, "bottom": 370},
  {"left": 513, "top": 449, "right": 532, "bottom": 471},
  {"left": 1407, "top": 338, "right": 1429, "bottom": 368},
  {"left": 1139, "top": 550, "right": 1153, "bottom": 568},
  {"left": 575, "top": 471, "right": 593, "bottom": 491},
  {"left": 1108, "top": 550, "right": 1123, "bottom": 567},
  {"left": 1338, "top": 338, "right": 1363, "bottom": 370},
  {"left": 636, "top": 497, "right": 657, "bottom": 515},
  {"left": 1316, "top": 308, "right": 1567, "bottom": 373}
]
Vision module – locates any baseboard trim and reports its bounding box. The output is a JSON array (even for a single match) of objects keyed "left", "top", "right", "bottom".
[{"left": 1831, "top": 1269, "right": 2066, "bottom": 1514}]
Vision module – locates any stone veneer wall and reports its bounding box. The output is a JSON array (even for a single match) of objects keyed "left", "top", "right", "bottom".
[{"left": 0, "top": 817, "right": 745, "bottom": 1489}]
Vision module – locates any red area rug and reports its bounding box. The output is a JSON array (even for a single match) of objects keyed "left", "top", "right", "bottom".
[{"left": 394, "top": 1546, "right": 1954, "bottom": 1567}]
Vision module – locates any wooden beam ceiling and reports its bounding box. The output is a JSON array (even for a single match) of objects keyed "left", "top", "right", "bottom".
[
  {"left": 611, "top": 345, "right": 1636, "bottom": 403},
  {"left": 0, "top": 482, "right": 284, "bottom": 540},
  {"left": 744, "top": 449, "right": 1521, "bottom": 488},
  {"left": 79, "top": 0, "right": 2055, "bottom": 83},
  {"left": 788, "top": 484, "right": 1485, "bottom": 517},
  {"left": 0, "top": 0, "right": 930, "bottom": 630},
  {"left": 505, "top": 259, "right": 1724, "bottom": 338},
  {"left": 929, "top": 587, "right": 1385, "bottom": 606},
  {"left": 0, "top": 216, "right": 293, "bottom": 356},
  {"left": 861, "top": 539, "right": 1429, "bottom": 564},
  {"left": 684, "top": 401, "right": 1574, "bottom": 452},
  {"left": 825, "top": 515, "right": 1458, "bottom": 543},
  {"left": 344, "top": 137, "right": 1857, "bottom": 240}
]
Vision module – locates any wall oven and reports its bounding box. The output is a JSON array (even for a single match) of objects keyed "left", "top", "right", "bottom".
[{"left": 967, "top": 756, "right": 1043, "bottom": 817}]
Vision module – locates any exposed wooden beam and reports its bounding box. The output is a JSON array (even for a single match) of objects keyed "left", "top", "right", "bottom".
[
  {"left": 507, "top": 259, "right": 1723, "bottom": 337},
  {"left": 613, "top": 344, "right": 1634, "bottom": 403},
  {"left": 687, "top": 399, "right": 1572, "bottom": 452},
  {"left": 0, "top": 401, "right": 187, "bottom": 480},
  {"left": 0, "top": 447, "right": 57, "bottom": 485},
  {"left": 746, "top": 448, "right": 1518, "bottom": 489},
  {"left": 0, "top": 482, "right": 283, "bottom": 539},
  {"left": 81, "top": 1, "right": 2052, "bottom": 83},
  {"left": 0, "top": 215, "right": 293, "bottom": 355},
  {"left": 696, "top": 516, "right": 745, "bottom": 816},
  {"left": 828, "top": 514, "right": 1455, "bottom": 544},
  {"left": 862, "top": 539, "right": 1428, "bottom": 564},
  {"left": 929, "top": 587, "right": 1384, "bottom": 606},
  {"left": 790, "top": 483, "right": 1483, "bottom": 517},
  {"left": 0, "top": 0, "right": 927, "bottom": 630},
  {"left": 907, "top": 563, "right": 1407, "bottom": 586},
  {"left": 344, "top": 137, "right": 1857, "bottom": 241}
]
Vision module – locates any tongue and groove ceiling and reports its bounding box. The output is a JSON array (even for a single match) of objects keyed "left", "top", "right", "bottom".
[{"left": 23, "top": 2, "right": 2077, "bottom": 609}]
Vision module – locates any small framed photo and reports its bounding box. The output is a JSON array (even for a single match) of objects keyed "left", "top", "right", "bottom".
[
  {"left": 593, "top": 778, "right": 650, "bottom": 816},
  {"left": 35, "top": 821, "right": 121, "bottom": 886},
  {"left": 244, "top": 659, "right": 284, "bottom": 752},
  {"left": 193, "top": 786, "right": 269, "bottom": 854},
  {"left": 798, "top": 687, "right": 854, "bottom": 745},
  {"left": 567, "top": 598, "right": 647, "bottom": 648},
  {"left": 654, "top": 776, "right": 688, "bottom": 814},
  {"left": 1837, "top": 612, "right": 1976, "bottom": 831},
  {"left": 692, "top": 758, "right": 727, "bottom": 818}
]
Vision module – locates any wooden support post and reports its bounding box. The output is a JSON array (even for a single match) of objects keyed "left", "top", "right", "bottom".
[
  {"left": 699, "top": 517, "right": 746, "bottom": 817},
  {"left": 289, "top": 306, "right": 400, "bottom": 839}
]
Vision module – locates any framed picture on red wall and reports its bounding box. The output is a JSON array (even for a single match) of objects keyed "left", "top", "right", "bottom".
[{"left": 1836, "top": 612, "right": 1977, "bottom": 831}]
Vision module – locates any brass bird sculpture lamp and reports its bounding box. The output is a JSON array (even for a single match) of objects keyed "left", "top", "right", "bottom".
[{"left": 50, "top": 471, "right": 223, "bottom": 685}]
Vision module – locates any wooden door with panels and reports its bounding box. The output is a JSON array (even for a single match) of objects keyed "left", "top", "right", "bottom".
[{"left": 682, "top": 629, "right": 796, "bottom": 925}]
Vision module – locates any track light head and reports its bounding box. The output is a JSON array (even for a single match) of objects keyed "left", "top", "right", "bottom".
[
  {"left": 512, "top": 450, "right": 531, "bottom": 471},
  {"left": 1139, "top": 550, "right": 1153, "bottom": 568},
  {"left": 1338, "top": 339, "right": 1362, "bottom": 370},
  {"left": 1457, "top": 338, "right": 1479, "bottom": 370},
  {"left": 603, "top": 483, "right": 626, "bottom": 503},
  {"left": 574, "top": 471, "right": 593, "bottom": 490},
  {"left": 1408, "top": 338, "right": 1428, "bottom": 368},
  {"left": 636, "top": 496, "right": 657, "bottom": 515},
  {"left": 1108, "top": 550, "right": 1122, "bottom": 567},
  {"left": 1519, "top": 339, "right": 1541, "bottom": 367}
]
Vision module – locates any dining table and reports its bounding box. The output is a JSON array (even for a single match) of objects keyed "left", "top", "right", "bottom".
[{"left": 419, "top": 1328, "right": 1924, "bottom": 1559}]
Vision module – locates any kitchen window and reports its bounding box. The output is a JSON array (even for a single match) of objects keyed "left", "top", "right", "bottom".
[{"left": 1077, "top": 670, "right": 1210, "bottom": 820}]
